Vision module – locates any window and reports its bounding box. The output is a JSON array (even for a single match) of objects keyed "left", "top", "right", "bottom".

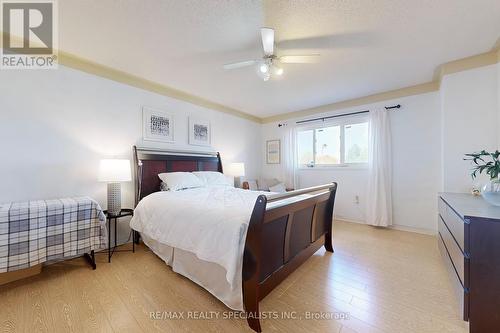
[
  {"left": 297, "top": 120, "right": 369, "bottom": 167},
  {"left": 344, "top": 122, "right": 369, "bottom": 163}
]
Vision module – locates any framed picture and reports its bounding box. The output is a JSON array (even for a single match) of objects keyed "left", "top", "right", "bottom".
[
  {"left": 266, "top": 139, "right": 281, "bottom": 164},
  {"left": 189, "top": 117, "right": 211, "bottom": 146},
  {"left": 143, "top": 107, "right": 174, "bottom": 143}
]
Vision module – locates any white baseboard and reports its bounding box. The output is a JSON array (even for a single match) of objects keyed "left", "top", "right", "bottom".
[
  {"left": 334, "top": 217, "right": 437, "bottom": 236},
  {"left": 389, "top": 224, "right": 437, "bottom": 236},
  {"left": 334, "top": 216, "right": 365, "bottom": 224}
]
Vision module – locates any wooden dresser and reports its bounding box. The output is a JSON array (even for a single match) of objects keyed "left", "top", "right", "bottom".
[{"left": 438, "top": 193, "right": 500, "bottom": 332}]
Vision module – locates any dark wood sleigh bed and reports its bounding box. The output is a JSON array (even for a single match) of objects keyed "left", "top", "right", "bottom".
[{"left": 133, "top": 146, "right": 338, "bottom": 332}]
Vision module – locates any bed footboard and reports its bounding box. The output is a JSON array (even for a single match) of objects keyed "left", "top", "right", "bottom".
[{"left": 242, "top": 183, "right": 338, "bottom": 332}]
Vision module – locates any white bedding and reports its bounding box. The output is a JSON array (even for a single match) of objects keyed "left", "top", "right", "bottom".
[
  {"left": 140, "top": 233, "right": 243, "bottom": 310},
  {"left": 130, "top": 186, "right": 267, "bottom": 292}
]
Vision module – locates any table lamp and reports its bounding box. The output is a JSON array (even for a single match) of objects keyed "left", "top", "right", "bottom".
[
  {"left": 98, "top": 159, "right": 132, "bottom": 216},
  {"left": 227, "top": 162, "right": 245, "bottom": 188}
]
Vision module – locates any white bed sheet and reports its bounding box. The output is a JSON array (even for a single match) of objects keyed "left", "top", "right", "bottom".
[
  {"left": 130, "top": 186, "right": 268, "bottom": 311},
  {"left": 141, "top": 233, "right": 244, "bottom": 310}
]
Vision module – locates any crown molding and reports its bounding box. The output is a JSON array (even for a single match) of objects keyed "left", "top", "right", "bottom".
[
  {"left": 264, "top": 48, "right": 500, "bottom": 124},
  {"left": 57, "top": 51, "right": 262, "bottom": 123},
  {"left": 2, "top": 30, "right": 499, "bottom": 125},
  {"left": 261, "top": 81, "right": 439, "bottom": 123},
  {"left": 1, "top": 31, "right": 261, "bottom": 124},
  {"left": 434, "top": 49, "right": 499, "bottom": 82}
]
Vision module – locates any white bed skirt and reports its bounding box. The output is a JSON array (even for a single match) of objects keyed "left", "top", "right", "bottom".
[{"left": 140, "top": 233, "right": 244, "bottom": 311}]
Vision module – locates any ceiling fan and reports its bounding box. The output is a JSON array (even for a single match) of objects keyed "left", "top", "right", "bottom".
[{"left": 223, "top": 28, "right": 320, "bottom": 81}]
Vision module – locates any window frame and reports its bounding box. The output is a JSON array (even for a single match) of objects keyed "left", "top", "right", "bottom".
[{"left": 296, "top": 115, "right": 369, "bottom": 169}]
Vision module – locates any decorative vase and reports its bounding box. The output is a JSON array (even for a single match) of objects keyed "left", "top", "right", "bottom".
[{"left": 481, "top": 178, "right": 500, "bottom": 206}]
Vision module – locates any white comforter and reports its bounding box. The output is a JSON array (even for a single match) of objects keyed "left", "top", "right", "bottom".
[{"left": 130, "top": 186, "right": 267, "bottom": 288}]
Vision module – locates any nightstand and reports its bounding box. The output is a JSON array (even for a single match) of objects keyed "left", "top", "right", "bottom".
[{"left": 103, "top": 209, "right": 135, "bottom": 263}]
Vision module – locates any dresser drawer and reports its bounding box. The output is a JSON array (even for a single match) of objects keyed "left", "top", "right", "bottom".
[
  {"left": 438, "top": 197, "right": 465, "bottom": 252},
  {"left": 438, "top": 215, "right": 465, "bottom": 286},
  {"left": 438, "top": 234, "right": 469, "bottom": 321}
]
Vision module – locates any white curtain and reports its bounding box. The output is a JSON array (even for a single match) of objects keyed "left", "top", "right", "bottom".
[
  {"left": 281, "top": 125, "right": 298, "bottom": 189},
  {"left": 366, "top": 108, "right": 393, "bottom": 227}
]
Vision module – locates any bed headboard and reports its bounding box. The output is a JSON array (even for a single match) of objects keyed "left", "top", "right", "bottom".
[{"left": 133, "top": 146, "right": 223, "bottom": 205}]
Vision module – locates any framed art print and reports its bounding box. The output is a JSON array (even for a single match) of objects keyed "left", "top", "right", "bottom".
[
  {"left": 143, "top": 107, "right": 174, "bottom": 143},
  {"left": 266, "top": 139, "right": 281, "bottom": 164},
  {"left": 189, "top": 117, "right": 211, "bottom": 146}
]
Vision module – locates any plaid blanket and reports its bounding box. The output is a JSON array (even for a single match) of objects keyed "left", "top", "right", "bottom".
[{"left": 0, "top": 197, "right": 107, "bottom": 273}]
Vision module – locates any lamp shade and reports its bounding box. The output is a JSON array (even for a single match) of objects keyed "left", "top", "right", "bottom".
[
  {"left": 226, "top": 162, "right": 245, "bottom": 177},
  {"left": 98, "top": 159, "right": 132, "bottom": 182}
]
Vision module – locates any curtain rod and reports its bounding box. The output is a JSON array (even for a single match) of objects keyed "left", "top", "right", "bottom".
[{"left": 291, "top": 104, "right": 401, "bottom": 126}]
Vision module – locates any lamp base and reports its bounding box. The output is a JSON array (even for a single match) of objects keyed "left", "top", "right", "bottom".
[{"left": 107, "top": 183, "right": 122, "bottom": 216}]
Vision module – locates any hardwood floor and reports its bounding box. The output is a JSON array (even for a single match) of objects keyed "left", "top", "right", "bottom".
[{"left": 0, "top": 221, "right": 468, "bottom": 333}]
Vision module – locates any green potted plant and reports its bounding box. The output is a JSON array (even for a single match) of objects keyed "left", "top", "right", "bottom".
[{"left": 464, "top": 150, "right": 500, "bottom": 206}]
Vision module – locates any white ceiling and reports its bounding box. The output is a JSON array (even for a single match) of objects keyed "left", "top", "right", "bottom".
[{"left": 59, "top": 0, "right": 500, "bottom": 118}]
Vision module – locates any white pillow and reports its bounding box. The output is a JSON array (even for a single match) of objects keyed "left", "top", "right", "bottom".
[
  {"left": 158, "top": 172, "right": 204, "bottom": 191},
  {"left": 193, "top": 171, "right": 232, "bottom": 187},
  {"left": 269, "top": 182, "right": 287, "bottom": 193}
]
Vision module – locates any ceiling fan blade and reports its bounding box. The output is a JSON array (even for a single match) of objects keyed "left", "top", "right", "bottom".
[
  {"left": 261, "top": 27, "right": 275, "bottom": 56},
  {"left": 279, "top": 55, "right": 320, "bottom": 64},
  {"left": 223, "top": 60, "right": 258, "bottom": 70},
  {"left": 277, "top": 32, "right": 374, "bottom": 50}
]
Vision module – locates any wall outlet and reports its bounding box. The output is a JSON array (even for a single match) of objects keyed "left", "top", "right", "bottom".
[{"left": 355, "top": 195, "right": 360, "bottom": 204}]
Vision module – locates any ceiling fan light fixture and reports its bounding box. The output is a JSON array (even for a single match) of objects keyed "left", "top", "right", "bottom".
[
  {"left": 222, "top": 27, "right": 320, "bottom": 82},
  {"left": 259, "top": 63, "right": 269, "bottom": 73},
  {"left": 258, "top": 60, "right": 273, "bottom": 81},
  {"left": 273, "top": 65, "right": 284, "bottom": 76}
]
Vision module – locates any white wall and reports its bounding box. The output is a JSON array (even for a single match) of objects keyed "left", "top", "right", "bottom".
[
  {"left": 440, "top": 64, "right": 499, "bottom": 192},
  {"left": 0, "top": 65, "right": 262, "bottom": 243},
  {"left": 262, "top": 92, "right": 442, "bottom": 234},
  {"left": 262, "top": 63, "right": 500, "bottom": 234},
  {"left": 1, "top": 61, "right": 499, "bottom": 240}
]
